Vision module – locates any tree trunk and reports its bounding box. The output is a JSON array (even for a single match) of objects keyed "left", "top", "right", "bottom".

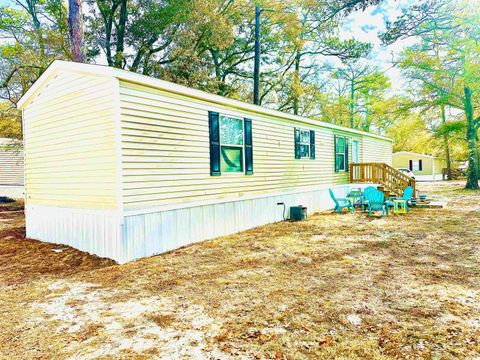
[
  {"left": 362, "top": 91, "right": 370, "bottom": 131},
  {"left": 141, "top": 50, "right": 153, "bottom": 75},
  {"left": 114, "top": 0, "right": 127, "bottom": 68},
  {"left": 68, "top": 0, "right": 85, "bottom": 63},
  {"left": 26, "top": 0, "right": 45, "bottom": 62},
  {"left": 293, "top": 51, "right": 300, "bottom": 115},
  {"left": 131, "top": 46, "right": 146, "bottom": 72},
  {"left": 464, "top": 87, "right": 479, "bottom": 189},
  {"left": 253, "top": 5, "right": 261, "bottom": 105},
  {"left": 440, "top": 104, "right": 452, "bottom": 179},
  {"left": 104, "top": 14, "right": 114, "bottom": 66},
  {"left": 349, "top": 79, "right": 355, "bottom": 128},
  {"left": 210, "top": 49, "right": 227, "bottom": 96}
]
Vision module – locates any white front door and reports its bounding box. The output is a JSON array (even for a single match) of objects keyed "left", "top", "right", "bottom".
[{"left": 352, "top": 140, "right": 359, "bottom": 163}]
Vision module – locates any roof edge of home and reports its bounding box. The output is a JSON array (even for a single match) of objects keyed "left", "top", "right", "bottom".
[
  {"left": 394, "top": 151, "right": 442, "bottom": 159},
  {"left": 18, "top": 60, "right": 393, "bottom": 142}
]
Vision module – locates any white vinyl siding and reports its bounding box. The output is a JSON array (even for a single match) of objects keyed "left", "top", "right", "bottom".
[
  {"left": 362, "top": 135, "right": 392, "bottom": 165},
  {"left": 22, "top": 71, "right": 118, "bottom": 209},
  {"left": 0, "top": 141, "right": 24, "bottom": 185},
  {"left": 120, "top": 81, "right": 376, "bottom": 210}
]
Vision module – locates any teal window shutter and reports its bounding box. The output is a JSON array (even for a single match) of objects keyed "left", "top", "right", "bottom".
[
  {"left": 244, "top": 118, "right": 253, "bottom": 175},
  {"left": 345, "top": 137, "right": 349, "bottom": 172},
  {"left": 209, "top": 111, "right": 221, "bottom": 176},
  {"left": 310, "top": 130, "right": 315, "bottom": 160},
  {"left": 334, "top": 135, "right": 339, "bottom": 172},
  {"left": 294, "top": 128, "right": 301, "bottom": 159}
]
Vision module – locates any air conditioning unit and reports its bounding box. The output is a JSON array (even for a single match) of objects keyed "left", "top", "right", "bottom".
[{"left": 290, "top": 205, "right": 307, "bottom": 221}]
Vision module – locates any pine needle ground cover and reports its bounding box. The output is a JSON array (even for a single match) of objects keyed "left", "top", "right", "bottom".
[{"left": 0, "top": 181, "right": 479, "bottom": 359}]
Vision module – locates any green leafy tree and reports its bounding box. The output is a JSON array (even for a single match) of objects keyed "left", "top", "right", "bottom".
[
  {"left": 85, "top": 0, "right": 190, "bottom": 70},
  {"left": 331, "top": 60, "right": 391, "bottom": 129},
  {"left": 266, "top": 0, "right": 382, "bottom": 115},
  {"left": 382, "top": 0, "right": 480, "bottom": 189},
  {"left": 0, "top": 0, "right": 71, "bottom": 139},
  {"left": 0, "top": 0, "right": 70, "bottom": 104},
  {"left": 0, "top": 101, "right": 22, "bottom": 140}
]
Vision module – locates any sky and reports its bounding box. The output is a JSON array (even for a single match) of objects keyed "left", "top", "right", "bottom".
[{"left": 338, "top": 0, "right": 418, "bottom": 93}]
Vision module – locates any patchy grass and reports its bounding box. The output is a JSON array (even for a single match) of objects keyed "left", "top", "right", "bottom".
[
  {"left": 1, "top": 182, "right": 480, "bottom": 359},
  {"left": 0, "top": 202, "right": 115, "bottom": 286}
]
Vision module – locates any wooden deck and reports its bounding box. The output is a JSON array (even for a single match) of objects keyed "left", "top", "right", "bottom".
[{"left": 350, "top": 162, "right": 416, "bottom": 196}]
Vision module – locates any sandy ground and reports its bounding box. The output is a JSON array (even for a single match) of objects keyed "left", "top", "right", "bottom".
[{"left": 0, "top": 181, "right": 479, "bottom": 359}]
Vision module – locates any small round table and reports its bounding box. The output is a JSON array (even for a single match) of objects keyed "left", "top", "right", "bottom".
[
  {"left": 347, "top": 191, "right": 362, "bottom": 207},
  {"left": 393, "top": 199, "right": 407, "bottom": 214}
]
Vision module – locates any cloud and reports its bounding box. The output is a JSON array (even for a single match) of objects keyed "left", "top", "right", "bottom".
[{"left": 337, "top": 0, "right": 418, "bottom": 93}]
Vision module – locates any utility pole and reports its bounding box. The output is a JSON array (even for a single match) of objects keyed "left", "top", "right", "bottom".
[{"left": 253, "top": 4, "right": 261, "bottom": 105}]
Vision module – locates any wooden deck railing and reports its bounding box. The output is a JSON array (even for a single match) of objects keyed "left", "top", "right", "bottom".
[{"left": 349, "top": 162, "right": 416, "bottom": 196}]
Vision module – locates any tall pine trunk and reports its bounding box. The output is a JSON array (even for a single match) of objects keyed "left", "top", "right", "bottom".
[
  {"left": 68, "top": 0, "right": 85, "bottom": 63},
  {"left": 464, "top": 86, "right": 479, "bottom": 189},
  {"left": 440, "top": 104, "right": 452, "bottom": 179},
  {"left": 114, "top": 0, "right": 127, "bottom": 68},
  {"left": 104, "top": 15, "right": 114, "bottom": 66},
  {"left": 293, "top": 51, "right": 301, "bottom": 115},
  {"left": 349, "top": 79, "right": 355, "bottom": 128}
]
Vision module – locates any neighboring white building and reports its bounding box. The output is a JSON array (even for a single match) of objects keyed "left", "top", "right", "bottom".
[
  {"left": 18, "top": 61, "right": 393, "bottom": 263},
  {"left": 0, "top": 138, "right": 24, "bottom": 199}
]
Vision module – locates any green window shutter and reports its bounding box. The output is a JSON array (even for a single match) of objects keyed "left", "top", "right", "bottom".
[
  {"left": 345, "top": 137, "right": 349, "bottom": 172},
  {"left": 208, "top": 111, "right": 221, "bottom": 176},
  {"left": 334, "top": 135, "right": 339, "bottom": 172},
  {"left": 310, "top": 130, "right": 315, "bottom": 160},
  {"left": 244, "top": 118, "right": 253, "bottom": 175},
  {"left": 294, "top": 128, "right": 301, "bottom": 159}
]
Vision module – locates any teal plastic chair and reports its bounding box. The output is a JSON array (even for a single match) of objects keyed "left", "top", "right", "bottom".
[
  {"left": 361, "top": 186, "right": 377, "bottom": 211},
  {"left": 364, "top": 188, "right": 387, "bottom": 216},
  {"left": 386, "top": 186, "right": 414, "bottom": 212},
  {"left": 329, "top": 189, "right": 354, "bottom": 213}
]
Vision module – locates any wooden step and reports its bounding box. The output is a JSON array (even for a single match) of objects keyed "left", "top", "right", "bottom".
[
  {"left": 412, "top": 201, "right": 447, "bottom": 208},
  {"left": 350, "top": 162, "right": 416, "bottom": 197}
]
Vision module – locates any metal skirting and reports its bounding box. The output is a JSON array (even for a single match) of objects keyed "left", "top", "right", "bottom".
[
  {"left": 25, "top": 185, "right": 367, "bottom": 263},
  {"left": 120, "top": 185, "right": 354, "bottom": 263},
  {"left": 25, "top": 205, "right": 123, "bottom": 261},
  {"left": 414, "top": 174, "right": 443, "bottom": 181}
]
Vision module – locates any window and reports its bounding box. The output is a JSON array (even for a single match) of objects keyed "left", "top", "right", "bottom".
[
  {"left": 299, "top": 130, "right": 310, "bottom": 158},
  {"left": 294, "top": 128, "right": 315, "bottom": 159},
  {"left": 335, "top": 136, "right": 349, "bottom": 172},
  {"left": 409, "top": 159, "right": 422, "bottom": 172},
  {"left": 219, "top": 115, "right": 244, "bottom": 172},
  {"left": 208, "top": 111, "right": 253, "bottom": 176}
]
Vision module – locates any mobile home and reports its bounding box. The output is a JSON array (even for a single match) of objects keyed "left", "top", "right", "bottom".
[
  {"left": 18, "top": 61, "right": 393, "bottom": 263},
  {"left": 393, "top": 151, "right": 446, "bottom": 181},
  {"left": 0, "top": 138, "right": 24, "bottom": 199}
]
